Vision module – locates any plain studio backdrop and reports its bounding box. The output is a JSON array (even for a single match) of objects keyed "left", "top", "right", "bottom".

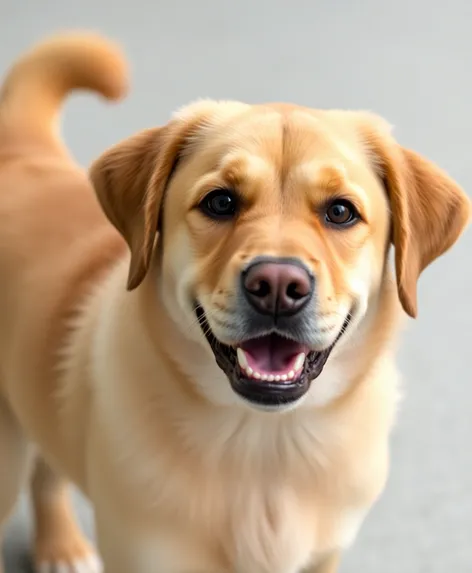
[{"left": 1, "top": 1, "right": 471, "bottom": 572}]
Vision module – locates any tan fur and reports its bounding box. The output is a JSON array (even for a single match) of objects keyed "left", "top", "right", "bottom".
[{"left": 0, "top": 34, "right": 469, "bottom": 573}]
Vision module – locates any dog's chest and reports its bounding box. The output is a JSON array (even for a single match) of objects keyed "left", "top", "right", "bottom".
[
  {"left": 141, "top": 470, "right": 367, "bottom": 573},
  {"left": 125, "top": 417, "right": 370, "bottom": 573},
  {"left": 218, "top": 482, "right": 359, "bottom": 573}
]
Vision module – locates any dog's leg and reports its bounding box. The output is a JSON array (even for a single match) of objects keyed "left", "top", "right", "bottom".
[
  {"left": 30, "top": 457, "right": 102, "bottom": 573},
  {"left": 308, "top": 552, "right": 340, "bottom": 573},
  {"left": 0, "top": 397, "right": 31, "bottom": 573}
]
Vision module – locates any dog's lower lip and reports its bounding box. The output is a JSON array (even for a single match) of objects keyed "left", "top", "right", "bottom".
[{"left": 195, "top": 305, "right": 352, "bottom": 407}]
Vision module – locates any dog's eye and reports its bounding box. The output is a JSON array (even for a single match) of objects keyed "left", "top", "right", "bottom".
[
  {"left": 325, "top": 200, "right": 359, "bottom": 226},
  {"left": 199, "top": 189, "right": 238, "bottom": 220}
]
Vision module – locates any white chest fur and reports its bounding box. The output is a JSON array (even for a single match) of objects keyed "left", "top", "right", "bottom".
[
  {"left": 135, "top": 494, "right": 367, "bottom": 573},
  {"left": 87, "top": 279, "right": 395, "bottom": 573},
  {"left": 95, "top": 394, "right": 381, "bottom": 573}
]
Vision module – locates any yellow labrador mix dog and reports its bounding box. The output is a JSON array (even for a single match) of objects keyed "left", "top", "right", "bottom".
[{"left": 0, "top": 33, "right": 469, "bottom": 573}]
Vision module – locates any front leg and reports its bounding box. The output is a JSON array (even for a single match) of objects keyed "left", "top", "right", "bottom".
[
  {"left": 95, "top": 509, "right": 221, "bottom": 573},
  {"left": 307, "top": 552, "right": 340, "bottom": 573}
]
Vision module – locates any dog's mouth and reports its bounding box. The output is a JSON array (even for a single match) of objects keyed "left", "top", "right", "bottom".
[{"left": 195, "top": 307, "right": 351, "bottom": 408}]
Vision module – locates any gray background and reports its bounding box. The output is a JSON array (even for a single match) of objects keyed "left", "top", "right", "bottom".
[{"left": 2, "top": 0, "right": 471, "bottom": 572}]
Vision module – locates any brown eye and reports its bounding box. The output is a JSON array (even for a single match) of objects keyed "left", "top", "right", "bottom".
[
  {"left": 325, "top": 200, "right": 359, "bottom": 226},
  {"left": 199, "top": 189, "right": 238, "bottom": 220}
]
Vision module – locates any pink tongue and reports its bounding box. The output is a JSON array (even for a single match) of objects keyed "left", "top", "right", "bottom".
[{"left": 240, "top": 334, "right": 308, "bottom": 375}]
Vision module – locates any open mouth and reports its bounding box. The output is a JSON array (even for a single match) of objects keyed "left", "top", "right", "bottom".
[{"left": 195, "top": 307, "right": 351, "bottom": 408}]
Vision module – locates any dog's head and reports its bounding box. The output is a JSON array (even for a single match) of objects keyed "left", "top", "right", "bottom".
[{"left": 90, "top": 101, "right": 470, "bottom": 410}]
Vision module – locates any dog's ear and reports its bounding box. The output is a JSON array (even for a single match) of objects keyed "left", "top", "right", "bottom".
[
  {"left": 90, "top": 119, "right": 201, "bottom": 290},
  {"left": 358, "top": 115, "right": 470, "bottom": 317}
]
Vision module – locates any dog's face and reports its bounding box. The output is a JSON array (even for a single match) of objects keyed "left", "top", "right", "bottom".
[
  {"left": 91, "top": 101, "right": 470, "bottom": 411},
  {"left": 158, "top": 104, "right": 392, "bottom": 408}
]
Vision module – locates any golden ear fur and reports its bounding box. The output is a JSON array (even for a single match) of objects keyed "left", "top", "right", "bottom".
[
  {"left": 360, "top": 116, "right": 471, "bottom": 317},
  {"left": 89, "top": 119, "right": 202, "bottom": 289}
]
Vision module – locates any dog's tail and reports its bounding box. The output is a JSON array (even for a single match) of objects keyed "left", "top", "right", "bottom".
[{"left": 0, "top": 31, "right": 128, "bottom": 141}]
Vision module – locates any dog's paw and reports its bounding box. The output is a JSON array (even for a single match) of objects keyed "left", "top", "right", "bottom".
[
  {"left": 35, "top": 538, "right": 102, "bottom": 573},
  {"left": 36, "top": 552, "right": 102, "bottom": 573}
]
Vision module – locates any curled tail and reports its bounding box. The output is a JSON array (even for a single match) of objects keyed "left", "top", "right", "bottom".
[{"left": 0, "top": 31, "right": 128, "bottom": 139}]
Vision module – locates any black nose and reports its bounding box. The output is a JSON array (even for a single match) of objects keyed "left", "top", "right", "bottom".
[{"left": 242, "top": 258, "right": 313, "bottom": 316}]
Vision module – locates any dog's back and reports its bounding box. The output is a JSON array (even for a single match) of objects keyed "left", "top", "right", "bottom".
[
  {"left": 0, "top": 32, "right": 131, "bottom": 572},
  {"left": 0, "top": 32, "right": 127, "bottom": 446}
]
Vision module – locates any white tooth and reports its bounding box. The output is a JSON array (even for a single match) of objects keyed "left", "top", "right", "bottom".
[
  {"left": 254, "top": 372, "right": 261, "bottom": 379},
  {"left": 261, "top": 374, "right": 268, "bottom": 380},
  {"left": 267, "top": 375, "right": 275, "bottom": 382},
  {"left": 281, "top": 374, "right": 288, "bottom": 381},
  {"left": 288, "top": 370, "right": 295, "bottom": 379},
  {"left": 246, "top": 367, "right": 253, "bottom": 376},
  {"left": 294, "top": 352, "right": 306, "bottom": 372},
  {"left": 274, "top": 375, "right": 281, "bottom": 382},
  {"left": 237, "top": 348, "right": 248, "bottom": 369}
]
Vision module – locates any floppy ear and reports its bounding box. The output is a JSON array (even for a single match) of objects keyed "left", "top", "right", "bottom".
[
  {"left": 360, "top": 118, "right": 471, "bottom": 318},
  {"left": 89, "top": 120, "right": 201, "bottom": 290}
]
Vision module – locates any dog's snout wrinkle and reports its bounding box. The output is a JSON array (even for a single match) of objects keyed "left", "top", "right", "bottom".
[{"left": 242, "top": 258, "right": 313, "bottom": 318}]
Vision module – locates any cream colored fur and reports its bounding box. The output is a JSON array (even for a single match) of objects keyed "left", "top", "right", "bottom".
[{"left": 0, "top": 33, "right": 469, "bottom": 573}]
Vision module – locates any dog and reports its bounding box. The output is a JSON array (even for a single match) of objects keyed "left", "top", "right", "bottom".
[{"left": 0, "top": 32, "right": 469, "bottom": 573}]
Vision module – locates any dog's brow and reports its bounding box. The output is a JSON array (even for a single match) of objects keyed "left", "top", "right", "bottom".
[
  {"left": 219, "top": 153, "right": 273, "bottom": 187},
  {"left": 317, "top": 164, "right": 348, "bottom": 191},
  {"left": 296, "top": 162, "right": 348, "bottom": 192}
]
